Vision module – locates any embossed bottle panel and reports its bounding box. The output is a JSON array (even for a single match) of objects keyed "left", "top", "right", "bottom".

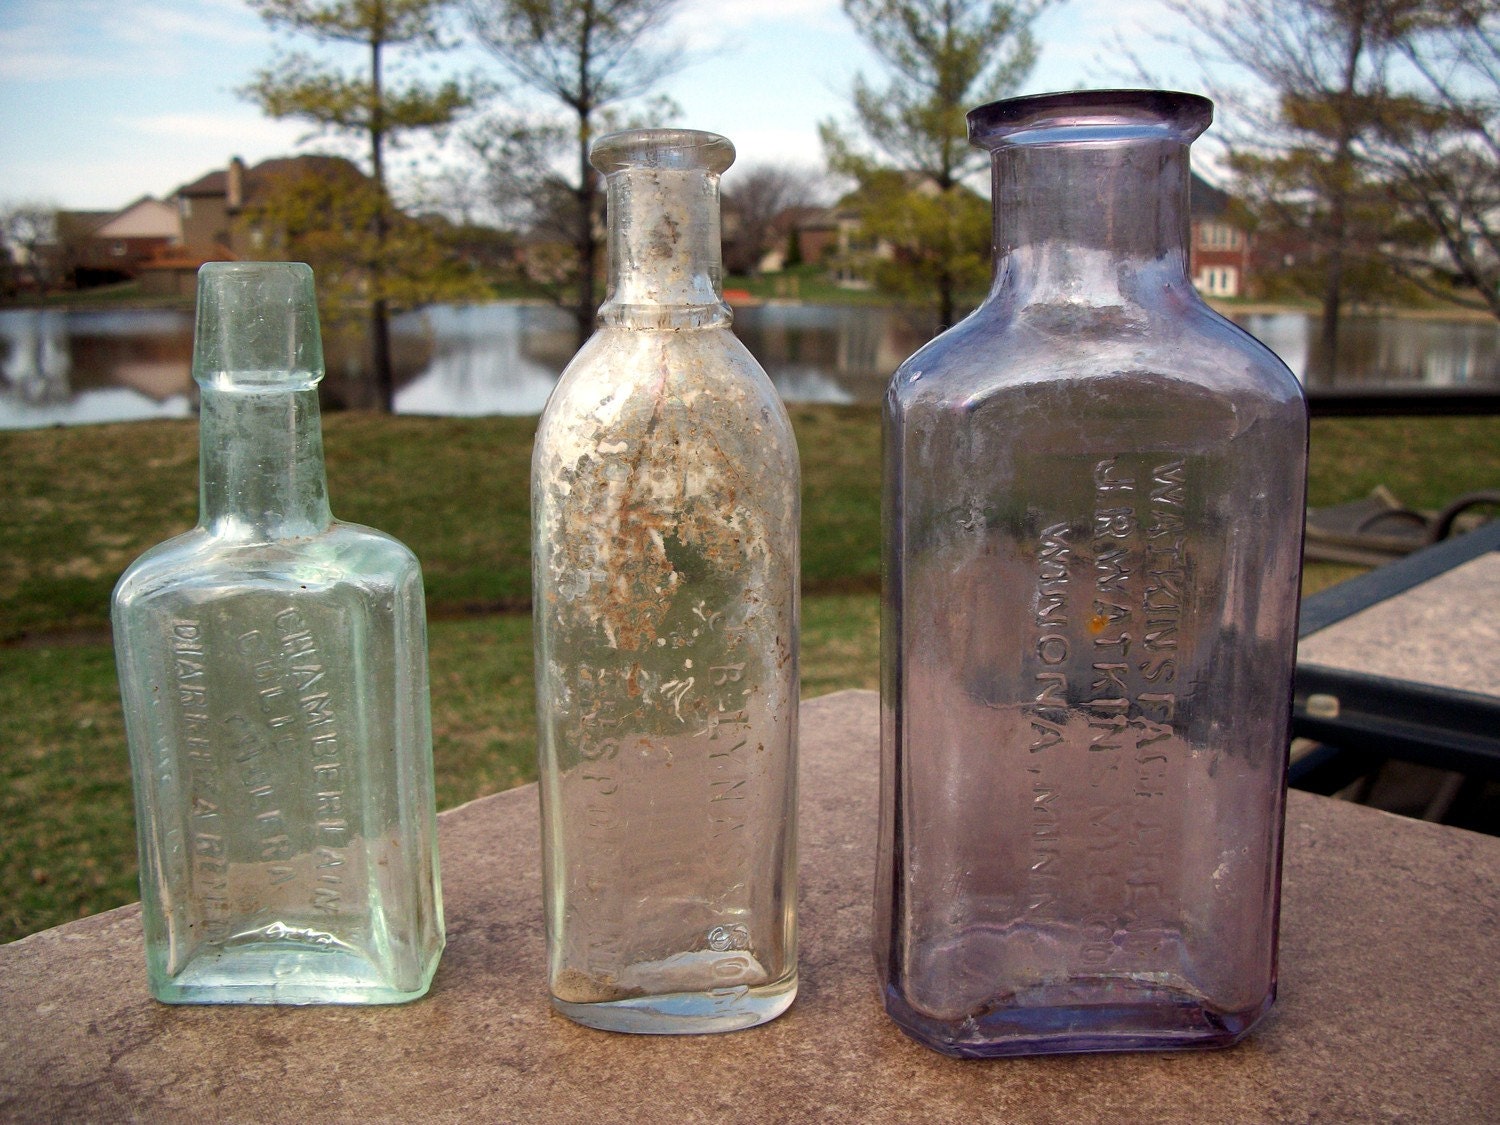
[
  {"left": 113, "top": 262, "right": 443, "bottom": 1004},
  {"left": 532, "top": 130, "right": 800, "bottom": 1034},
  {"left": 879, "top": 93, "right": 1306, "bottom": 1056}
]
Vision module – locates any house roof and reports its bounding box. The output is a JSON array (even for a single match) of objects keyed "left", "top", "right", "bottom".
[
  {"left": 56, "top": 210, "right": 116, "bottom": 239},
  {"left": 177, "top": 170, "right": 228, "bottom": 198},
  {"left": 93, "top": 197, "right": 180, "bottom": 240},
  {"left": 245, "top": 154, "right": 361, "bottom": 184},
  {"left": 1190, "top": 172, "right": 1232, "bottom": 219},
  {"left": 174, "top": 155, "right": 368, "bottom": 207}
]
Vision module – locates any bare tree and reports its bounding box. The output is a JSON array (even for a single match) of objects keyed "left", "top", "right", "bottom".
[
  {"left": 466, "top": 0, "right": 685, "bottom": 346},
  {"left": 1169, "top": 0, "right": 1422, "bottom": 372},
  {"left": 1371, "top": 3, "right": 1500, "bottom": 316},
  {"left": 1164, "top": 0, "right": 1500, "bottom": 375},
  {"left": 0, "top": 203, "right": 60, "bottom": 295},
  {"left": 722, "top": 164, "right": 827, "bottom": 277}
]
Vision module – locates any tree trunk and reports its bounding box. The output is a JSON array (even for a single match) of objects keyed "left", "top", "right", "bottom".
[
  {"left": 371, "top": 297, "right": 394, "bottom": 411},
  {"left": 572, "top": 24, "right": 598, "bottom": 353},
  {"left": 368, "top": 28, "right": 394, "bottom": 412},
  {"left": 573, "top": 127, "right": 598, "bottom": 349},
  {"left": 1318, "top": 219, "right": 1345, "bottom": 384},
  {"left": 938, "top": 269, "right": 956, "bottom": 335},
  {"left": 1318, "top": 13, "right": 1369, "bottom": 385}
]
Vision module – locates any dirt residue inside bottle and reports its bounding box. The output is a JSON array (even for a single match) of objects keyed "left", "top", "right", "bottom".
[{"left": 552, "top": 967, "right": 646, "bottom": 1004}]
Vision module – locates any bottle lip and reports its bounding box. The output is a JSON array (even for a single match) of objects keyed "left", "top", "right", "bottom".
[
  {"left": 590, "top": 128, "right": 736, "bottom": 176},
  {"left": 192, "top": 260, "right": 325, "bottom": 388},
  {"left": 968, "top": 89, "right": 1212, "bottom": 149}
]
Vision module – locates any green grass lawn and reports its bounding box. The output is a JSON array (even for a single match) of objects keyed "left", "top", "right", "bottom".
[{"left": 2, "top": 407, "right": 1496, "bottom": 941}]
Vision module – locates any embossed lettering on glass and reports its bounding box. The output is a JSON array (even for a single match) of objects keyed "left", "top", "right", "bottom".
[
  {"left": 112, "top": 262, "right": 443, "bottom": 1004},
  {"left": 878, "top": 91, "right": 1307, "bottom": 1056},
  {"left": 532, "top": 129, "right": 800, "bottom": 1034}
]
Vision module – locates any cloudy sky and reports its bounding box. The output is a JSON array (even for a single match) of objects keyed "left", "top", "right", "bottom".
[{"left": 0, "top": 0, "right": 1209, "bottom": 213}]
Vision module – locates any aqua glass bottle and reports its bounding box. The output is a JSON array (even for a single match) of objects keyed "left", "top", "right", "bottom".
[
  {"left": 878, "top": 91, "right": 1307, "bottom": 1056},
  {"left": 532, "top": 129, "right": 801, "bottom": 1034},
  {"left": 112, "top": 261, "right": 443, "bottom": 1004}
]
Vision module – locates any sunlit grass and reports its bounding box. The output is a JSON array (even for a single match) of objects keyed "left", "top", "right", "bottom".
[{"left": 3, "top": 408, "right": 1497, "bottom": 939}]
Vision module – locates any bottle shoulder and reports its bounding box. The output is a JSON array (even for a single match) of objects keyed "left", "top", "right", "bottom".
[
  {"left": 112, "top": 521, "right": 421, "bottom": 614},
  {"left": 327, "top": 520, "right": 422, "bottom": 567},
  {"left": 547, "top": 323, "right": 775, "bottom": 398},
  {"left": 889, "top": 293, "right": 1304, "bottom": 416},
  {"left": 536, "top": 324, "right": 798, "bottom": 472}
]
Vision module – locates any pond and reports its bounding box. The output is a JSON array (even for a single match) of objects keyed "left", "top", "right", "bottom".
[{"left": 2, "top": 300, "right": 1497, "bottom": 429}]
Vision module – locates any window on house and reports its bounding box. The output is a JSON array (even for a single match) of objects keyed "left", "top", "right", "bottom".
[
  {"left": 1197, "top": 222, "right": 1241, "bottom": 250},
  {"left": 1194, "top": 266, "right": 1239, "bottom": 297}
]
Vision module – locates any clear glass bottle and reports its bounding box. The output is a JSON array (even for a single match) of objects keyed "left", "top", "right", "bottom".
[
  {"left": 532, "top": 129, "right": 800, "bottom": 1034},
  {"left": 878, "top": 91, "right": 1307, "bottom": 1056},
  {"left": 112, "top": 261, "right": 443, "bottom": 1004}
]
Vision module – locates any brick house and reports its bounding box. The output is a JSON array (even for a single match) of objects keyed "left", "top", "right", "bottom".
[
  {"left": 1189, "top": 173, "right": 1252, "bottom": 299},
  {"left": 173, "top": 158, "right": 245, "bottom": 256},
  {"left": 55, "top": 198, "right": 180, "bottom": 288},
  {"left": 774, "top": 172, "right": 1253, "bottom": 297},
  {"left": 136, "top": 154, "right": 368, "bottom": 296},
  {"left": 174, "top": 154, "right": 368, "bottom": 257}
]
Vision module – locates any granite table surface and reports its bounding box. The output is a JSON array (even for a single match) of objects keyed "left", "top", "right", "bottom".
[
  {"left": 3, "top": 690, "right": 1497, "bottom": 1123},
  {"left": 1298, "top": 551, "right": 1500, "bottom": 697}
]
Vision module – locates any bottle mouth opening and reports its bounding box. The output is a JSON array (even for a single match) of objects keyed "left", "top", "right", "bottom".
[
  {"left": 590, "top": 128, "right": 736, "bottom": 176},
  {"left": 968, "top": 89, "right": 1212, "bottom": 149}
]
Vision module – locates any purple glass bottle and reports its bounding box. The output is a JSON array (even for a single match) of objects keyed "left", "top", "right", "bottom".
[{"left": 877, "top": 90, "right": 1307, "bottom": 1057}]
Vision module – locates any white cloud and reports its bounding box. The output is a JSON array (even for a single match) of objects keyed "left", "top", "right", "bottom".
[
  {"left": 0, "top": 4, "right": 119, "bottom": 81},
  {"left": 129, "top": 110, "right": 306, "bottom": 146},
  {"left": 671, "top": 0, "right": 845, "bottom": 49},
  {"left": 112, "top": 0, "right": 265, "bottom": 48},
  {"left": 0, "top": 0, "right": 269, "bottom": 83},
  {"left": 718, "top": 124, "right": 826, "bottom": 170},
  {"left": 0, "top": 41, "right": 80, "bottom": 81}
]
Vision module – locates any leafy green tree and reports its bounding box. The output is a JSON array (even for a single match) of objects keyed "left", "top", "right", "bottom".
[
  {"left": 244, "top": 0, "right": 477, "bottom": 409},
  {"left": 240, "top": 159, "right": 490, "bottom": 406},
  {"left": 834, "top": 168, "right": 990, "bottom": 316},
  {"left": 466, "top": 0, "right": 685, "bottom": 347},
  {"left": 821, "top": 0, "right": 1051, "bottom": 328}
]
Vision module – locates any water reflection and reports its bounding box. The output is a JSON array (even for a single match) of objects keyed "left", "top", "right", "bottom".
[
  {"left": 2, "top": 300, "right": 1497, "bottom": 428},
  {"left": 389, "top": 301, "right": 922, "bottom": 411},
  {"left": 1236, "top": 311, "right": 1499, "bottom": 389},
  {"left": 0, "top": 308, "right": 194, "bottom": 427},
  {"left": 735, "top": 304, "right": 932, "bottom": 403},
  {"left": 394, "top": 303, "right": 574, "bottom": 416}
]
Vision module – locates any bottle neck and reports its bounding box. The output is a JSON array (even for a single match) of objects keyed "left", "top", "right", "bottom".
[
  {"left": 989, "top": 138, "right": 1193, "bottom": 306},
  {"left": 598, "top": 165, "right": 731, "bottom": 330},
  {"left": 197, "top": 383, "right": 332, "bottom": 540}
]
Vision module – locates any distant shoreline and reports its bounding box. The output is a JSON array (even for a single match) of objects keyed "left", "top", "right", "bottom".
[{"left": 1, "top": 288, "right": 1494, "bottom": 325}]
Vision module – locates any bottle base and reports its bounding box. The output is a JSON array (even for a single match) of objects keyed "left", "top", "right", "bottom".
[
  {"left": 149, "top": 941, "right": 442, "bottom": 1006},
  {"left": 883, "top": 980, "right": 1275, "bottom": 1058},
  {"left": 551, "top": 969, "right": 797, "bottom": 1034}
]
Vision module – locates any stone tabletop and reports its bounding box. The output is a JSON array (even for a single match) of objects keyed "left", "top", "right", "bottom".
[
  {"left": 1298, "top": 551, "right": 1500, "bottom": 696},
  {"left": 4, "top": 690, "right": 1498, "bottom": 1123}
]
